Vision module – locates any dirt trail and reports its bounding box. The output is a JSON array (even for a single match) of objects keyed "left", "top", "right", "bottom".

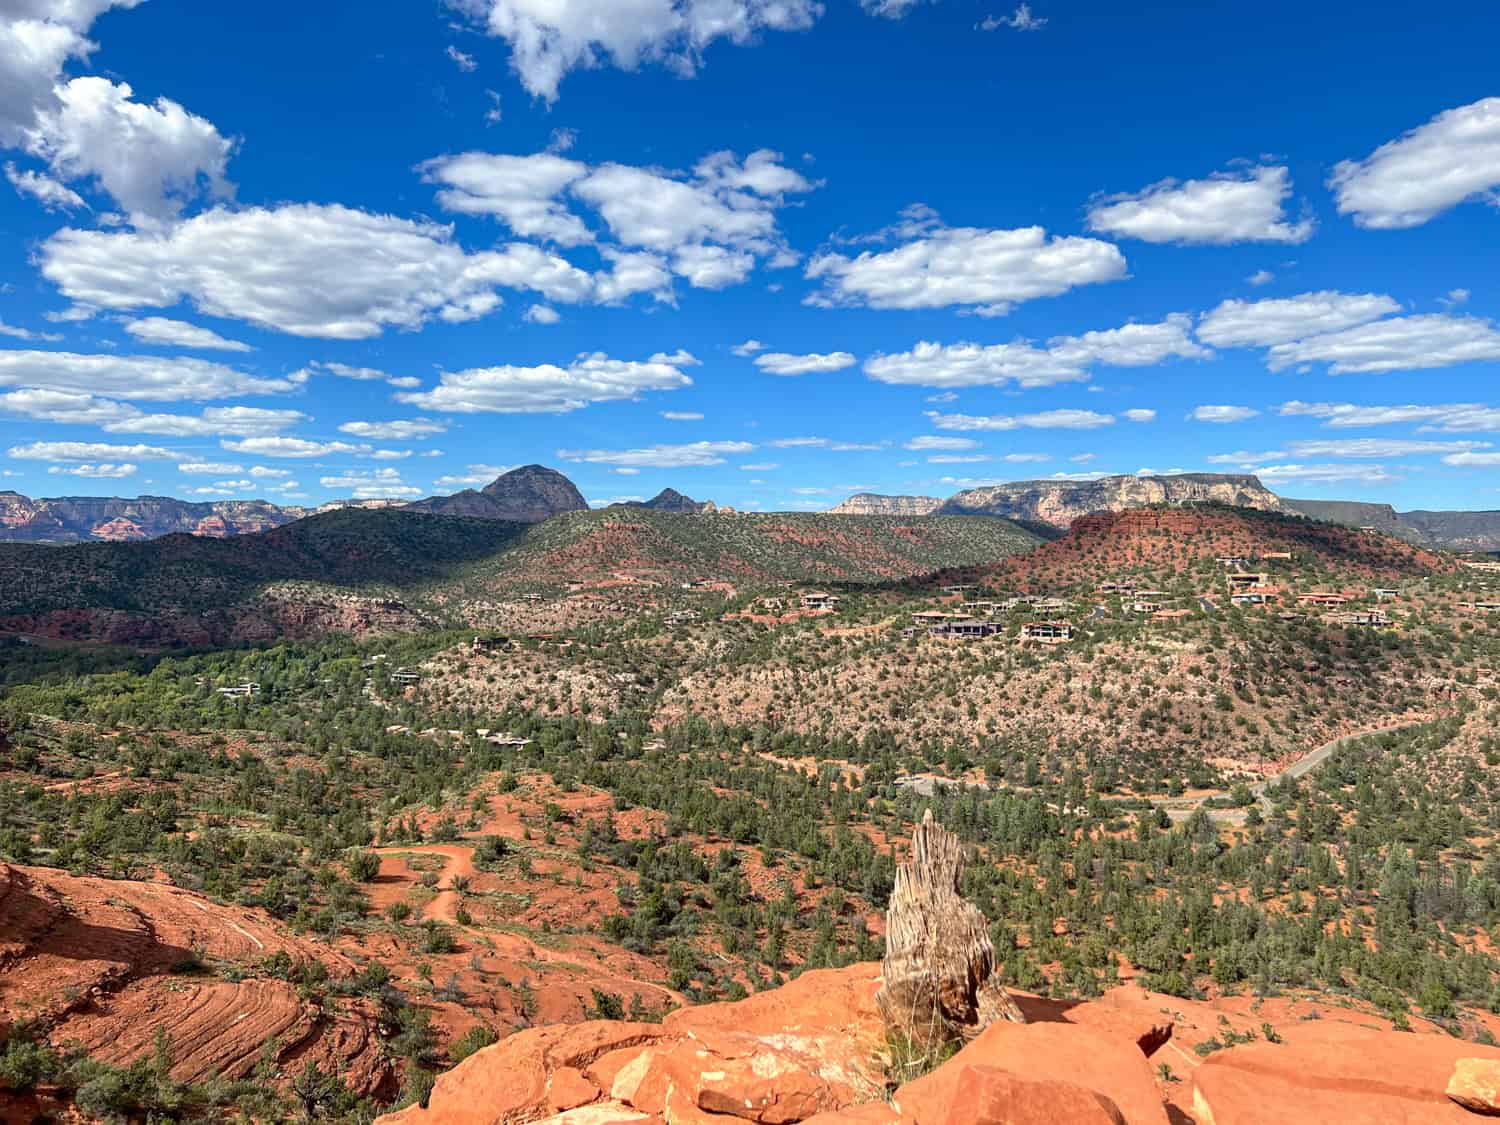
[{"left": 375, "top": 845, "right": 478, "bottom": 923}]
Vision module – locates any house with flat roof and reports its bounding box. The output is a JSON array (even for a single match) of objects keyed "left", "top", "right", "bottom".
[
  {"left": 1021, "top": 621, "right": 1074, "bottom": 644},
  {"left": 929, "top": 618, "right": 1002, "bottom": 639},
  {"left": 1335, "top": 610, "right": 1390, "bottom": 629},
  {"left": 1153, "top": 609, "right": 1193, "bottom": 622},
  {"left": 1227, "top": 572, "right": 1270, "bottom": 591},
  {"left": 1298, "top": 592, "right": 1350, "bottom": 606},
  {"left": 800, "top": 592, "right": 841, "bottom": 611}
]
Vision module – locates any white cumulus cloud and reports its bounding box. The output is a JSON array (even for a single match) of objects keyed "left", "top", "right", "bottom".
[
  {"left": 1330, "top": 97, "right": 1500, "bottom": 229},
  {"left": 1196, "top": 291, "right": 1401, "bottom": 348},
  {"left": 1086, "top": 166, "right": 1313, "bottom": 245},
  {"left": 398, "top": 350, "right": 696, "bottom": 414},
  {"left": 442, "top": 0, "right": 821, "bottom": 102},
  {"left": 38, "top": 204, "right": 605, "bottom": 339},
  {"left": 806, "top": 218, "right": 1126, "bottom": 314},
  {"left": 754, "top": 351, "right": 855, "bottom": 376},
  {"left": 558, "top": 440, "right": 754, "bottom": 468},
  {"left": 123, "top": 316, "right": 252, "bottom": 352}
]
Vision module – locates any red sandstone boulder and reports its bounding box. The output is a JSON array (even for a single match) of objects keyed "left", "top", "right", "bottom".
[
  {"left": 1447, "top": 1058, "right": 1500, "bottom": 1116},
  {"left": 944, "top": 1066, "right": 1125, "bottom": 1125},
  {"left": 895, "top": 1021, "right": 1168, "bottom": 1125},
  {"left": 379, "top": 1022, "right": 660, "bottom": 1125},
  {"left": 1192, "top": 1022, "right": 1500, "bottom": 1124}
]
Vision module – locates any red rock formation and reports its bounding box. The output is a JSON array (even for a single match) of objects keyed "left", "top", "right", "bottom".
[
  {"left": 1191, "top": 1022, "right": 1500, "bottom": 1124},
  {"left": 0, "top": 864, "right": 391, "bottom": 1096},
  {"left": 379, "top": 961, "right": 1500, "bottom": 1125}
]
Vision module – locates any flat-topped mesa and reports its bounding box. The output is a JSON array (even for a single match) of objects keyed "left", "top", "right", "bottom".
[{"left": 877, "top": 810, "right": 1025, "bottom": 1056}]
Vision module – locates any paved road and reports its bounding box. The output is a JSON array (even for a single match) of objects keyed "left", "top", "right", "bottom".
[
  {"left": 895, "top": 720, "right": 1430, "bottom": 824},
  {"left": 1153, "top": 720, "right": 1430, "bottom": 822}
]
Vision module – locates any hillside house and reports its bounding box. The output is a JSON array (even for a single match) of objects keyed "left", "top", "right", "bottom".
[
  {"left": 1231, "top": 591, "right": 1273, "bottom": 606},
  {"left": 1459, "top": 601, "right": 1500, "bottom": 613},
  {"left": 1153, "top": 609, "right": 1193, "bottom": 623},
  {"left": 1021, "top": 621, "right": 1074, "bottom": 644},
  {"left": 1278, "top": 611, "right": 1308, "bottom": 623},
  {"left": 1125, "top": 600, "right": 1161, "bottom": 615},
  {"left": 942, "top": 584, "right": 977, "bottom": 595},
  {"left": 1462, "top": 560, "right": 1500, "bottom": 574},
  {"left": 216, "top": 682, "right": 260, "bottom": 698},
  {"left": 1298, "top": 592, "right": 1350, "bottom": 606},
  {"left": 962, "top": 600, "right": 1002, "bottom": 616},
  {"left": 913, "top": 610, "right": 966, "bottom": 625},
  {"left": 800, "top": 592, "right": 840, "bottom": 611},
  {"left": 1372, "top": 588, "right": 1399, "bottom": 600},
  {"left": 391, "top": 668, "right": 422, "bottom": 685},
  {"left": 1259, "top": 551, "right": 1294, "bottom": 561},
  {"left": 1099, "top": 581, "right": 1132, "bottom": 594},
  {"left": 1033, "top": 597, "right": 1074, "bottom": 614},
  {"left": 1335, "top": 611, "right": 1390, "bottom": 629},
  {"left": 665, "top": 609, "right": 700, "bottom": 626},
  {"left": 929, "top": 618, "right": 1002, "bottom": 639},
  {"left": 1216, "top": 556, "right": 1251, "bottom": 569},
  {"left": 472, "top": 635, "right": 510, "bottom": 653},
  {"left": 1227, "top": 572, "right": 1270, "bottom": 591},
  {"left": 483, "top": 732, "right": 534, "bottom": 748}
]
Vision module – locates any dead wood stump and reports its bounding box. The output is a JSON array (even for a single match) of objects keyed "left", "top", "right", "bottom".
[{"left": 877, "top": 810, "right": 1025, "bottom": 1058}]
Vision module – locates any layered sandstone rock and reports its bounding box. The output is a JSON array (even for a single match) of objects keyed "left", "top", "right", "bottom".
[
  {"left": 1448, "top": 1058, "right": 1500, "bottom": 1115},
  {"left": 1191, "top": 1021, "right": 1500, "bottom": 1124},
  {"left": 938, "top": 473, "right": 1284, "bottom": 528},
  {"left": 828, "top": 495, "right": 944, "bottom": 517},
  {"left": 378, "top": 963, "right": 1182, "bottom": 1125},
  {"left": 0, "top": 864, "right": 391, "bottom": 1095}
]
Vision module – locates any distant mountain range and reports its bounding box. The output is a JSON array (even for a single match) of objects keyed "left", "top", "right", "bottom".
[
  {"left": 7, "top": 466, "right": 1500, "bottom": 552},
  {"left": 0, "top": 465, "right": 588, "bottom": 544},
  {"left": 1, "top": 492, "right": 316, "bottom": 543},
  {"left": 1280, "top": 498, "right": 1500, "bottom": 553},
  {"left": 833, "top": 473, "right": 1500, "bottom": 552}
]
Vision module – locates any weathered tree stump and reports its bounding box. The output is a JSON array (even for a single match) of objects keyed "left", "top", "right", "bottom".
[{"left": 877, "top": 810, "right": 1025, "bottom": 1057}]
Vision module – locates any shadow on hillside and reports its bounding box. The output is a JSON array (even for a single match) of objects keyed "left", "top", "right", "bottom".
[{"left": 2, "top": 876, "right": 195, "bottom": 978}]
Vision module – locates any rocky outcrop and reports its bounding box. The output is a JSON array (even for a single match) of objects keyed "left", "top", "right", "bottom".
[
  {"left": 0, "top": 864, "right": 391, "bottom": 1095},
  {"left": 0, "top": 491, "right": 307, "bottom": 543},
  {"left": 1191, "top": 1020, "right": 1500, "bottom": 1124},
  {"left": 373, "top": 953, "right": 1500, "bottom": 1125},
  {"left": 876, "top": 811, "right": 1023, "bottom": 1056},
  {"left": 378, "top": 966, "right": 889, "bottom": 1125},
  {"left": 938, "top": 473, "right": 1284, "bottom": 528},
  {"left": 1448, "top": 1058, "right": 1500, "bottom": 1115},
  {"left": 407, "top": 465, "right": 589, "bottom": 523},
  {"left": 829, "top": 495, "right": 944, "bottom": 517},
  {"left": 619, "top": 488, "right": 717, "bottom": 513}
]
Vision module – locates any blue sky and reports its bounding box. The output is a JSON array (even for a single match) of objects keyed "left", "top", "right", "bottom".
[{"left": 2, "top": 0, "right": 1499, "bottom": 512}]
